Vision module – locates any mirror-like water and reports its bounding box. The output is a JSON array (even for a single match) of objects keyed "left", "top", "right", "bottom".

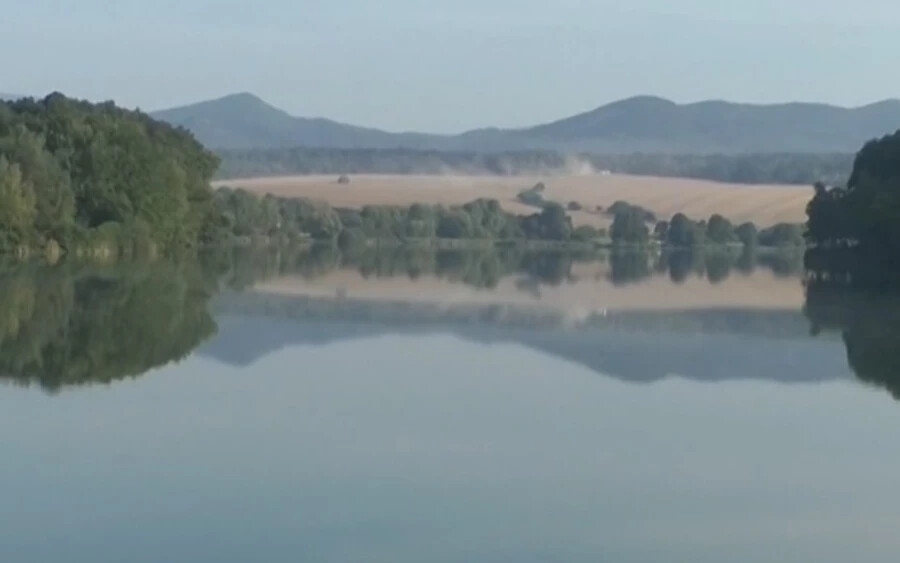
[{"left": 1, "top": 247, "right": 897, "bottom": 562}]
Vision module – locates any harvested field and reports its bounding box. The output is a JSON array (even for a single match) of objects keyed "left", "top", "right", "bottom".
[{"left": 217, "top": 174, "right": 813, "bottom": 228}]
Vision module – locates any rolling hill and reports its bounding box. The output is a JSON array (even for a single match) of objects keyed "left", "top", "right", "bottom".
[
  {"left": 152, "top": 92, "right": 900, "bottom": 153},
  {"left": 152, "top": 92, "right": 437, "bottom": 150}
]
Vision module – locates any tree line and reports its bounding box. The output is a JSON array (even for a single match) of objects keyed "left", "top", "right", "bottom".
[
  {"left": 208, "top": 185, "right": 806, "bottom": 251},
  {"left": 607, "top": 200, "right": 805, "bottom": 248},
  {"left": 206, "top": 186, "right": 605, "bottom": 247},
  {"left": 216, "top": 147, "right": 853, "bottom": 186}
]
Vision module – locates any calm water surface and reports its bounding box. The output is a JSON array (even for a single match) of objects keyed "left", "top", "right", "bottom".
[{"left": 1, "top": 248, "right": 897, "bottom": 562}]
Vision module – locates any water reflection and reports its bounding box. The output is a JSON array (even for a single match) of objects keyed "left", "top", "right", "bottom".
[
  {"left": 2, "top": 245, "right": 896, "bottom": 399},
  {"left": 0, "top": 262, "right": 216, "bottom": 392},
  {"left": 804, "top": 248, "right": 900, "bottom": 400},
  {"left": 207, "top": 244, "right": 805, "bottom": 292}
]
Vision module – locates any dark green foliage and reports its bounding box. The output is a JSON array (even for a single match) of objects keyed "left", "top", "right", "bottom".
[
  {"left": 758, "top": 223, "right": 805, "bottom": 247},
  {"left": 606, "top": 201, "right": 656, "bottom": 222},
  {"left": 804, "top": 252, "right": 900, "bottom": 400},
  {"left": 436, "top": 208, "right": 474, "bottom": 239},
  {"left": 602, "top": 247, "right": 800, "bottom": 287},
  {"left": 610, "top": 208, "right": 650, "bottom": 245},
  {"left": 806, "top": 131, "right": 900, "bottom": 251},
  {"left": 571, "top": 225, "right": 603, "bottom": 242},
  {"left": 608, "top": 249, "right": 652, "bottom": 285},
  {"left": 520, "top": 204, "right": 573, "bottom": 241},
  {"left": 735, "top": 222, "right": 758, "bottom": 247},
  {"left": 207, "top": 188, "right": 584, "bottom": 245},
  {"left": 654, "top": 220, "right": 669, "bottom": 241},
  {"left": 360, "top": 205, "right": 408, "bottom": 240},
  {"left": 0, "top": 157, "right": 37, "bottom": 246},
  {"left": 461, "top": 199, "right": 518, "bottom": 239},
  {"left": 606, "top": 201, "right": 631, "bottom": 216},
  {"left": 207, "top": 187, "right": 342, "bottom": 243},
  {"left": 667, "top": 213, "right": 706, "bottom": 247},
  {"left": 704, "top": 252, "right": 733, "bottom": 284},
  {"left": 0, "top": 262, "right": 216, "bottom": 392},
  {"left": 517, "top": 184, "right": 547, "bottom": 208},
  {"left": 665, "top": 249, "right": 705, "bottom": 283},
  {"left": 843, "top": 133, "right": 900, "bottom": 249},
  {"left": 337, "top": 227, "right": 368, "bottom": 250},
  {"left": 0, "top": 94, "right": 219, "bottom": 253},
  {"left": 706, "top": 214, "right": 736, "bottom": 244}
]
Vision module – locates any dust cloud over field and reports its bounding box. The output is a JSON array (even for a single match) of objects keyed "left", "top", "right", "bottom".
[{"left": 218, "top": 173, "right": 813, "bottom": 227}]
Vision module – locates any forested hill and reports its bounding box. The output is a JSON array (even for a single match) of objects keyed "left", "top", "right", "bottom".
[
  {"left": 0, "top": 93, "right": 219, "bottom": 254},
  {"left": 153, "top": 92, "right": 900, "bottom": 154}
]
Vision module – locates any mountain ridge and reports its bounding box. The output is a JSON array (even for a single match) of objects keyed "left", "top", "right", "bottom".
[{"left": 151, "top": 92, "right": 900, "bottom": 153}]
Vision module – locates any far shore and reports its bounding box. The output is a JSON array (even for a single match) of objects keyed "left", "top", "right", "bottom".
[{"left": 215, "top": 173, "right": 812, "bottom": 228}]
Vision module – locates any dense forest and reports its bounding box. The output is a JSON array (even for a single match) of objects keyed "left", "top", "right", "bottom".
[
  {"left": 807, "top": 129, "right": 900, "bottom": 256},
  {"left": 0, "top": 94, "right": 219, "bottom": 255},
  {"left": 216, "top": 147, "right": 853, "bottom": 186}
]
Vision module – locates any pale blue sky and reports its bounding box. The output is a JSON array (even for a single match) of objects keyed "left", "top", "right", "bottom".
[{"left": 3, "top": 0, "right": 900, "bottom": 132}]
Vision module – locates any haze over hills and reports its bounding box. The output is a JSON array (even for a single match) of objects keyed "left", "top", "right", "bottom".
[{"left": 152, "top": 92, "right": 900, "bottom": 154}]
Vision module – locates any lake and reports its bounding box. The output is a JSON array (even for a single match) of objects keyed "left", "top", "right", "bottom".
[{"left": 1, "top": 247, "right": 898, "bottom": 562}]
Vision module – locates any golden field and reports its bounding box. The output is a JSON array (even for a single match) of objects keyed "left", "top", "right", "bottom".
[{"left": 217, "top": 173, "right": 813, "bottom": 228}]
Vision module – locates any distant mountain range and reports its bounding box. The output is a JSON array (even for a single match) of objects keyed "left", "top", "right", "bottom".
[
  {"left": 199, "top": 305, "right": 851, "bottom": 385},
  {"left": 152, "top": 92, "right": 900, "bottom": 154}
]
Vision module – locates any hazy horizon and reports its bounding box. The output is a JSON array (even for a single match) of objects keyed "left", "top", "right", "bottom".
[{"left": 4, "top": 0, "right": 900, "bottom": 133}]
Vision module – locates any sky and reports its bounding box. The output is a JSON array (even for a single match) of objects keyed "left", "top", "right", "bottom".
[{"left": 3, "top": 0, "right": 900, "bottom": 133}]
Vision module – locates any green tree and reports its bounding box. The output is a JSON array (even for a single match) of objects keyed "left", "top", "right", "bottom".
[
  {"left": 706, "top": 214, "right": 736, "bottom": 244},
  {"left": 654, "top": 220, "right": 669, "bottom": 241},
  {"left": 572, "top": 224, "right": 602, "bottom": 242},
  {"left": 667, "top": 213, "right": 705, "bottom": 247},
  {"left": 611, "top": 208, "right": 650, "bottom": 244},
  {"left": 406, "top": 203, "right": 436, "bottom": 238},
  {"left": 735, "top": 222, "right": 759, "bottom": 247},
  {"left": 758, "top": 223, "right": 805, "bottom": 247},
  {"left": 0, "top": 157, "right": 36, "bottom": 245}
]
